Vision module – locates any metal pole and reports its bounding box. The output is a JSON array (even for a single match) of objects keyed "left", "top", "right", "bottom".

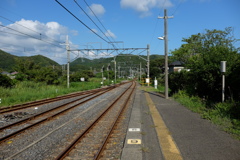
[
  {"left": 114, "top": 60, "right": 116, "bottom": 84},
  {"left": 164, "top": 9, "right": 168, "bottom": 99},
  {"left": 222, "top": 74, "right": 225, "bottom": 102},
  {"left": 147, "top": 44, "right": 150, "bottom": 87},
  {"left": 140, "top": 62, "right": 141, "bottom": 82},
  {"left": 102, "top": 65, "right": 104, "bottom": 86}
]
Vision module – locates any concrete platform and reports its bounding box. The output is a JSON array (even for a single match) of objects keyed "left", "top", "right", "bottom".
[{"left": 121, "top": 85, "right": 240, "bottom": 160}]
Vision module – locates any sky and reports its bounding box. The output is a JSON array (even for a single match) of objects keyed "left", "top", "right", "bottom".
[{"left": 0, "top": 0, "right": 239, "bottom": 64}]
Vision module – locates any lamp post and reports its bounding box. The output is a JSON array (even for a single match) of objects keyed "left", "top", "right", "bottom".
[
  {"left": 158, "top": 9, "right": 173, "bottom": 99},
  {"left": 221, "top": 61, "right": 226, "bottom": 102},
  {"left": 158, "top": 36, "right": 168, "bottom": 99}
]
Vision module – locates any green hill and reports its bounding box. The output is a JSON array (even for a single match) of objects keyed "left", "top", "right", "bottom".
[
  {"left": 70, "top": 54, "right": 164, "bottom": 72},
  {"left": 0, "top": 49, "right": 164, "bottom": 73},
  {"left": 0, "top": 50, "right": 59, "bottom": 72}
]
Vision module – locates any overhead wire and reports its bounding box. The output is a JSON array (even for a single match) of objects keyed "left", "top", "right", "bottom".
[
  {"left": 0, "top": 15, "right": 64, "bottom": 44},
  {"left": 0, "top": 23, "right": 76, "bottom": 60},
  {"left": 55, "top": 0, "right": 109, "bottom": 43},
  {"left": 171, "top": 0, "right": 184, "bottom": 16},
  {"left": 82, "top": 0, "right": 119, "bottom": 48},
  {"left": 0, "top": 8, "right": 77, "bottom": 62},
  {"left": 0, "top": 24, "right": 64, "bottom": 48},
  {"left": 73, "top": 0, "right": 113, "bottom": 44}
]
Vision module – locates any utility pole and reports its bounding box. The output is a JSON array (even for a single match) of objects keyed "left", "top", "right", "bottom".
[
  {"left": 140, "top": 62, "right": 142, "bottom": 83},
  {"left": 158, "top": 9, "right": 173, "bottom": 99},
  {"left": 147, "top": 44, "right": 150, "bottom": 87},
  {"left": 66, "top": 35, "right": 70, "bottom": 88}
]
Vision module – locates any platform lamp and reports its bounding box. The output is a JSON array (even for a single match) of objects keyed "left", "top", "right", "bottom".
[{"left": 220, "top": 61, "right": 226, "bottom": 102}]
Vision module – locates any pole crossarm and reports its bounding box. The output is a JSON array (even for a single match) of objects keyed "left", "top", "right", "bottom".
[{"left": 69, "top": 47, "right": 147, "bottom": 52}]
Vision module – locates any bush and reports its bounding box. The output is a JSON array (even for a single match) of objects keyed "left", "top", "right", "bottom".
[
  {"left": 0, "top": 74, "right": 14, "bottom": 88},
  {"left": 169, "top": 71, "right": 190, "bottom": 95}
]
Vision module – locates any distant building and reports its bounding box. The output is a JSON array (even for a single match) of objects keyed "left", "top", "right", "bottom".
[
  {"left": 1, "top": 71, "right": 18, "bottom": 79},
  {"left": 1, "top": 71, "right": 10, "bottom": 76},
  {"left": 169, "top": 61, "right": 185, "bottom": 73}
]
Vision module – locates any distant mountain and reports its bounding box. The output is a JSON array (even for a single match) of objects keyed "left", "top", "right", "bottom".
[
  {"left": 70, "top": 54, "right": 164, "bottom": 72},
  {"left": 0, "top": 49, "right": 165, "bottom": 73},
  {"left": 0, "top": 50, "right": 59, "bottom": 72}
]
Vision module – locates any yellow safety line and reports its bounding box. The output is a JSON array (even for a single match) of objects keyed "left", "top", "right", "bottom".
[{"left": 145, "top": 92, "right": 183, "bottom": 160}]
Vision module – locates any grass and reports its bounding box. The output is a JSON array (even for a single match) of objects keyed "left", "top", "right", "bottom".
[
  {"left": 139, "top": 85, "right": 240, "bottom": 140},
  {"left": 173, "top": 90, "right": 240, "bottom": 140},
  {"left": 139, "top": 83, "right": 168, "bottom": 95},
  {"left": 140, "top": 145, "right": 150, "bottom": 153},
  {"left": 0, "top": 78, "right": 105, "bottom": 107}
]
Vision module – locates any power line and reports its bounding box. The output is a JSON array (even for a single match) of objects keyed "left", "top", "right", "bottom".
[
  {"left": 0, "top": 24, "right": 64, "bottom": 49},
  {"left": 0, "top": 15, "right": 64, "bottom": 44},
  {"left": 82, "top": 0, "right": 118, "bottom": 48},
  {"left": 55, "top": 0, "right": 109, "bottom": 43},
  {"left": 171, "top": 0, "right": 184, "bottom": 16},
  {"left": 73, "top": 0, "right": 113, "bottom": 44}
]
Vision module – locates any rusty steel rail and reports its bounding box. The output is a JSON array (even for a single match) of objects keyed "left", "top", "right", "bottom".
[
  {"left": 0, "top": 86, "right": 115, "bottom": 114},
  {"left": 0, "top": 87, "right": 115, "bottom": 144},
  {"left": 94, "top": 81, "right": 136, "bottom": 160},
  {"left": 55, "top": 81, "right": 135, "bottom": 160}
]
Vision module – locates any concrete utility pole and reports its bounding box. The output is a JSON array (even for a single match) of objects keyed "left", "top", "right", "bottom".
[
  {"left": 66, "top": 35, "right": 70, "bottom": 88},
  {"left": 147, "top": 44, "right": 150, "bottom": 86},
  {"left": 140, "top": 62, "right": 142, "bottom": 82},
  {"left": 158, "top": 9, "right": 173, "bottom": 99}
]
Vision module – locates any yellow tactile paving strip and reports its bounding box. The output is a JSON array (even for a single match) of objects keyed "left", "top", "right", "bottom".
[{"left": 145, "top": 92, "right": 183, "bottom": 160}]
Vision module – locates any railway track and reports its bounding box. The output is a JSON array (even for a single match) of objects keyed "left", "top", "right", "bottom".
[
  {"left": 0, "top": 84, "right": 119, "bottom": 114},
  {"left": 0, "top": 87, "right": 114, "bottom": 143},
  {"left": 55, "top": 81, "right": 136, "bottom": 160},
  {"left": 0, "top": 81, "right": 135, "bottom": 160}
]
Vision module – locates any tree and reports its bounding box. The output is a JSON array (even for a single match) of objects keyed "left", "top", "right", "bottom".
[
  {"left": 170, "top": 27, "right": 239, "bottom": 102},
  {"left": 14, "top": 60, "right": 61, "bottom": 85},
  {"left": 0, "top": 74, "right": 14, "bottom": 88},
  {"left": 149, "top": 59, "right": 165, "bottom": 78}
]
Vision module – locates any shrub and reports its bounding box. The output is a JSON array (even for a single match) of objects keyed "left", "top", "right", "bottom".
[{"left": 0, "top": 74, "right": 14, "bottom": 88}]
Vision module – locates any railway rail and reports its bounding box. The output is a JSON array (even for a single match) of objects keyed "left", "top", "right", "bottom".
[
  {"left": 0, "top": 86, "right": 114, "bottom": 143},
  {"left": 0, "top": 81, "right": 135, "bottom": 160},
  {"left": 55, "top": 81, "right": 136, "bottom": 159},
  {"left": 0, "top": 84, "right": 122, "bottom": 114}
]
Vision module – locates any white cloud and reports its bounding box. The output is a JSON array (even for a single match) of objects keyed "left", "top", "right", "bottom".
[
  {"left": 87, "top": 4, "right": 105, "bottom": 17},
  {"left": 0, "top": 19, "right": 78, "bottom": 64},
  {"left": 104, "top": 30, "right": 116, "bottom": 39},
  {"left": 120, "top": 0, "right": 173, "bottom": 17},
  {"left": 91, "top": 28, "right": 98, "bottom": 33}
]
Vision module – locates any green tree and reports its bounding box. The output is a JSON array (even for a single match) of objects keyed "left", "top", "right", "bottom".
[
  {"left": 149, "top": 59, "right": 165, "bottom": 78},
  {"left": 170, "top": 27, "right": 239, "bottom": 102},
  {"left": 0, "top": 74, "right": 14, "bottom": 88}
]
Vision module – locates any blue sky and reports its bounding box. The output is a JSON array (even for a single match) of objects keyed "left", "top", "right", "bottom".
[{"left": 0, "top": 0, "right": 239, "bottom": 64}]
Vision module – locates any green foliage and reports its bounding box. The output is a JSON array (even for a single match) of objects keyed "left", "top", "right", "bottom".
[
  {"left": 95, "top": 70, "right": 114, "bottom": 79},
  {"left": 0, "top": 74, "right": 15, "bottom": 88},
  {"left": 34, "top": 67, "right": 61, "bottom": 85},
  {"left": 149, "top": 58, "right": 165, "bottom": 78},
  {"left": 173, "top": 91, "right": 240, "bottom": 139},
  {"left": 0, "top": 50, "right": 18, "bottom": 71},
  {"left": 70, "top": 71, "right": 89, "bottom": 82},
  {"left": 169, "top": 71, "right": 190, "bottom": 95},
  {"left": 170, "top": 27, "right": 240, "bottom": 102},
  {"left": 0, "top": 79, "right": 103, "bottom": 107},
  {"left": 173, "top": 90, "right": 205, "bottom": 113},
  {"left": 13, "top": 59, "right": 61, "bottom": 85},
  {"left": 0, "top": 50, "right": 59, "bottom": 72}
]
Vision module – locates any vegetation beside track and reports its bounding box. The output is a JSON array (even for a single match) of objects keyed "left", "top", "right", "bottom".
[
  {"left": 140, "top": 85, "right": 240, "bottom": 140},
  {"left": 173, "top": 91, "right": 240, "bottom": 140},
  {"left": 0, "top": 78, "right": 125, "bottom": 107}
]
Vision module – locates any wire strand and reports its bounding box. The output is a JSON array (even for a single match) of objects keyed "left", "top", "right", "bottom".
[{"left": 55, "top": 0, "right": 109, "bottom": 43}]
